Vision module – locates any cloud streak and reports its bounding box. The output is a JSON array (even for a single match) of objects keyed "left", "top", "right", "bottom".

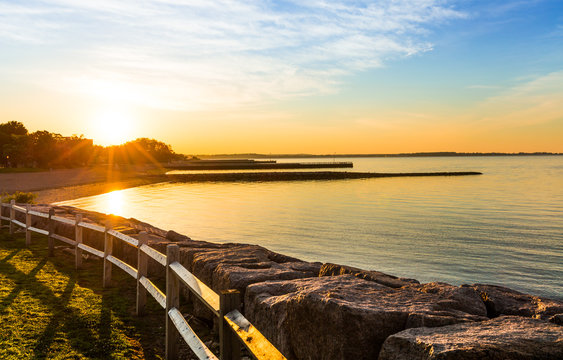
[
  {"left": 475, "top": 71, "right": 563, "bottom": 128},
  {"left": 0, "top": 0, "right": 466, "bottom": 110}
]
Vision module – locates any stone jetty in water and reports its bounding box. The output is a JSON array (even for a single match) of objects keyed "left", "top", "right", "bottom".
[{"left": 9, "top": 204, "right": 563, "bottom": 360}]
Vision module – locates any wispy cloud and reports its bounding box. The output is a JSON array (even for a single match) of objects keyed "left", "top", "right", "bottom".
[
  {"left": 0, "top": 0, "right": 466, "bottom": 110},
  {"left": 473, "top": 71, "right": 563, "bottom": 128}
]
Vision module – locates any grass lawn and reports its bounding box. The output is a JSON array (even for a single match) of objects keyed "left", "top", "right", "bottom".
[{"left": 0, "top": 228, "right": 171, "bottom": 359}]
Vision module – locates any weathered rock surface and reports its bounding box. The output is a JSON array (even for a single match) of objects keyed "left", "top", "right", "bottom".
[
  {"left": 473, "top": 284, "right": 563, "bottom": 319},
  {"left": 147, "top": 236, "right": 321, "bottom": 317},
  {"left": 319, "top": 262, "right": 419, "bottom": 288},
  {"left": 408, "top": 282, "right": 488, "bottom": 318},
  {"left": 191, "top": 244, "right": 320, "bottom": 300},
  {"left": 166, "top": 229, "right": 192, "bottom": 242},
  {"left": 245, "top": 275, "right": 487, "bottom": 360},
  {"left": 379, "top": 315, "right": 563, "bottom": 360}
]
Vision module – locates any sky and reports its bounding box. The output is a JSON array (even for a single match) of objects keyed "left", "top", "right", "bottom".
[{"left": 1, "top": 0, "right": 562, "bottom": 154}]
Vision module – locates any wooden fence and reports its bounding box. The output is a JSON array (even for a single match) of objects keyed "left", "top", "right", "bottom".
[{"left": 0, "top": 200, "right": 285, "bottom": 360}]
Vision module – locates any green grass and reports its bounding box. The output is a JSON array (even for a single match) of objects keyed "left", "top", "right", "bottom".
[
  {"left": 1, "top": 191, "right": 37, "bottom": 204},
  {"left": 0, "top": 228, "right": 169, "bottom": 359}
]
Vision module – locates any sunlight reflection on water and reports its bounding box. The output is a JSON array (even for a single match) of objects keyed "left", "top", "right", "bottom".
[{"left": 105, "top": 190, "right": 124, "bottom": 215}]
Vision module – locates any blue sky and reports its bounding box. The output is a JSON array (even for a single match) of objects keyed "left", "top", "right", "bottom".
[{"left": 0, "top": 0, "right": 562, "bottom": 152}]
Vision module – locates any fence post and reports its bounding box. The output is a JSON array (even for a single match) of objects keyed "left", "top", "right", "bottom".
[
  {"left": 48, "top": 209, "right": 55, "bottom": 257},
  {"left": 75, "top": 214, "right": 83, "bottom": 269},
  {"left": 25, "top": 204, "right": 31, "bottom": 246},
  {"left": 1, "top": 203, "right": 6, "bottom": 229},
  {"left": 166, "top": 244, "right": 180, "bottom": 360},
  {"left": 103, "top": 219, "right": 113, "bottom": 288},
  {"left": 9, "top": 200, "right": 15, "bottom": 235},
  {"left": 136, "top": 231, "right": 148, "bottom": 316},
  {"left": 220, "top": 290, "right": 241, "bottom": 360}
]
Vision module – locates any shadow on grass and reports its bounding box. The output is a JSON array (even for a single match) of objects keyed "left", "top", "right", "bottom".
[
  {"left": 0, "top": 256, "right": 47, "bottom": 315},
  {"left": 0, "top": 248, "right": 21, "bottom": 264},
  {"left": 0, "top": 231, "right": 167, "bottom": 359},
  {"left": 33, "top": 275, "right": 78, "bottom": 357}
]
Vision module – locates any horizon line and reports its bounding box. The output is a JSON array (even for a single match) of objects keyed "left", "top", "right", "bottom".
[{"left": 194, "top": 152, "right": 563, "bottom": 158}]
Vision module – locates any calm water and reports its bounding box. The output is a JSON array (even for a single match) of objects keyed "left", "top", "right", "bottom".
[{"left": 57, "top": 156, "right": 563, "bottom": 299}]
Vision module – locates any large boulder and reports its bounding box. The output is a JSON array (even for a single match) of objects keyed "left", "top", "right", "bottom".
[
  {"left": 407, "top": 282, "right": 488, "bottom": 318},
  {"left": 379, "top": 315, "right": 563, "bottom": 359},
  {"left": 245, "top": 275, "right": 487, "bottom": 360},
  {"left": 149, "top": 239, "right": 320, "bottom": 318},
  {"left": 166, "top": 229, "right": 192, "bottom": 242},
  {"left": 191, "top": 244, "right": 321, "bottom": 301},
  {"left": 473, "top": 284, "right": 563, "bottom": 319},
  {"left": 319, "top": 263, "right": 419, "bottom": 288}
]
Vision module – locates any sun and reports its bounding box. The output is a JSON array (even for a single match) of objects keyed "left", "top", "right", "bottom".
[{"left": 91, "top": 110, "right": 134, "bottom": 146}]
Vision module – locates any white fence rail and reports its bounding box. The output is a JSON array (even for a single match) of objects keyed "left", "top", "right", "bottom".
[{"left": 0, "top": 200, "right": 285, "bottom": 360}]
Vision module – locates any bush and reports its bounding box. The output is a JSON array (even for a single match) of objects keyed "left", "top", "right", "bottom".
[{"left": 1, "top": 191, "right": 37, "bottom": 204}]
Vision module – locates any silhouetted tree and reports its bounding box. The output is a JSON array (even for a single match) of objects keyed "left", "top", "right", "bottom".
[
  {"left": 1, "top": 121, "right": 29, "bottom": 167},
  {"left": 53, "top": 135, "right": 94, "bottom": 167},
  {"left": 111, "top": 138, "right": 178, "bottom": 164},
  {"left": 0, "top": 121, "right": 28, "bottom": 136},
  {"left": 0, "top": 121, "right": 184, "bottom": 168},
  {"left": 29, "top": 130, "right": 60, "bottom": 167}
]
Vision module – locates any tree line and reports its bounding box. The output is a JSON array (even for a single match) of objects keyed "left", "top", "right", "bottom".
[{"left": 0, "top": 121, "right": 185, "bottom": 168}]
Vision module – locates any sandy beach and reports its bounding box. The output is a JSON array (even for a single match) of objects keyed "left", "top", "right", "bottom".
[{"left": 0, "top": 165, "right": 164, "bottom": 203}]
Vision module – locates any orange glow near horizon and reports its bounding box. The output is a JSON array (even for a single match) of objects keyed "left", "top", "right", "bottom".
[{"left": 3, "top": 86, "right": 562, "bottom": 155}]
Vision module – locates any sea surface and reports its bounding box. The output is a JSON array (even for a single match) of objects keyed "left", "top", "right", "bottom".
[{"left": 57, "top": 156, "right": 563, "bottom": 299}]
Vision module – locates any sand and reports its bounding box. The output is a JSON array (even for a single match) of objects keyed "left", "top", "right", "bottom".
[{"left": 0, "top": 166, "right": 165, "bottom": 203}]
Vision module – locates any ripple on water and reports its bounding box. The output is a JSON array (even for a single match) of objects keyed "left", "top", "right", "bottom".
[{"left": 57, "top": 156, "right": 563, "bottom": 299}]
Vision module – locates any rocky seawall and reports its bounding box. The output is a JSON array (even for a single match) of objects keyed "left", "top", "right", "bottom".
[
  {"left": 166, "top": 171, "right": 483, "bottom": 183},
  {"left": 4, "top": 204, "right": 562, "bottom": 359}
]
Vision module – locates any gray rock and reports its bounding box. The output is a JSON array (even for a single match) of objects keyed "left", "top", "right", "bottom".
[
  {"left": 407, "top": 282, "right": 488, "bottom": 317},
  {"left": 245, "top": 275, "right": 487, "bottom": 360},
  {"left": 319, "top": 262, "right": 419, "bottom": 288},
  {"left": 166, "top": 229, "right": 192, "bottom": 242},
  {"left": 191, "top": 244, "right": 321, "bottom": 300},
  {"left": 146, "top": 239, "right": 320, "bottom": 318},
  {"left": 473, "top": 284, "right": 563, "bottom": 319},
  {"left": 379, "top": 315, "right": 563, "bottom": 359}
]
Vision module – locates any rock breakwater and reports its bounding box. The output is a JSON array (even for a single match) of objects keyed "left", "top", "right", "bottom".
[{"left": 167, "top": 171, "right": 483, "bottom": 183}]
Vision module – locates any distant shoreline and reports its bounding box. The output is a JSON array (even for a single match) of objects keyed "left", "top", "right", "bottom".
[{"left": 198, "top": 152, "right": 562, "bottom": 159}]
